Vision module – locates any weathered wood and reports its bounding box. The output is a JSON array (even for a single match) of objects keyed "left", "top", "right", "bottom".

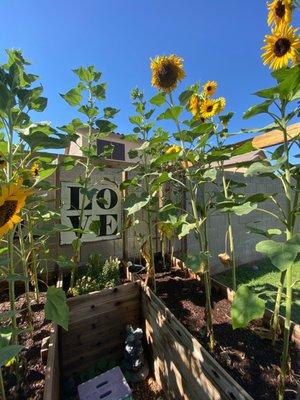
[
  {"left": 252, "top": 122, "right": 300, "bottom": 149},
  {"left": 141, "top": 283, "right": 254, "bottom": 400},
  {"left": 44, "top": 325, "right": 59, "bottom": 400},
  {"left": 60, "top": 282, "right": 142, "bottom": 378}
]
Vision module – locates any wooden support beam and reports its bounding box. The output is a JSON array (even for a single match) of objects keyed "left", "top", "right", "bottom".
[{"left": 252, "top": 122, "right": 300, "bottom": 150}]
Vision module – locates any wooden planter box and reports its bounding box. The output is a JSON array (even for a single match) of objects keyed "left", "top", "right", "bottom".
[
  {"left": 44, "top": 279, "right": 255, "bottom": 400},
  {"left": 44, "top": 281, "right": 142, "bottom": 400}
]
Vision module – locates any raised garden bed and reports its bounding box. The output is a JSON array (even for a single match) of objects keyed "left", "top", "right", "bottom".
[
  {"left": 45, "top": 278, "right": 272, "bottom": 400},
  {"left": 125, "top": 262, "right": 299, "bottom": 399}
]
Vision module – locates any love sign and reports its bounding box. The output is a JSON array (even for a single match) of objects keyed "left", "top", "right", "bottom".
[{"left": 60, "top": 182, "right": 122, "bottom": 244}]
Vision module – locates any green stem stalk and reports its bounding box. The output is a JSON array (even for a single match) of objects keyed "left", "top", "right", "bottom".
[
  {"left": 221, "top": 171, "right": 237, "bottom": 291},
  {"left": 278, "top": 113, "right": 293, "bottom": 400}
]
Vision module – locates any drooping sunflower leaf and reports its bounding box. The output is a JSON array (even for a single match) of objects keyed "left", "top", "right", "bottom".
[
  {"left": 256, "top": 234, "right": 300, "bottom": 271},
  {"left": 45, "top": 286, "right": 69, "bottom": 331},
  {"left": 124, "top": 193, "right": 151, "bottom": 215},
  {"left": 0, "top": 345, "right": 23, "bottom": 367},
  {"left": 243, "top": 100, "right": 273, "bottom": 120},
  {"left": 231, "top": 286, "right": 265, "bottom": 329}
]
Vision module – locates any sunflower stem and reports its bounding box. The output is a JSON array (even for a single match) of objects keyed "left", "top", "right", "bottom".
[
  {"left": 278, "top": 110, "right": 294, "bottom": 400},
  {"left": 18, "top": 225, "right": 33, "bottom": 332}
]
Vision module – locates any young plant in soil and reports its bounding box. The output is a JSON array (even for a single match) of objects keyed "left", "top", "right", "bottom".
[
  {"left": 232, "top": 2, "right": 300, "bottom": 398},
  {"left": 60, "top": 66, "right": 119, "bottom": 289},
  {"left": 122, "top": 88, "right": 169, "bottom": 291}
]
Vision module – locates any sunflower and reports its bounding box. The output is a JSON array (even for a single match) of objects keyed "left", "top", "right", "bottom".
[
  {"left": 200, "top": 98, "right": 220, "bottom": 119},
  {"left": 267, "top": 0, "right": 292, "bottom": 27},
  {"left": 215, "top": 97, "right": 226, "bottom": 114},
  {"left": 150, "top": 54, "right": 185, "bottom": 92},
  {"left": 262, "top": 24, "right": 300, "bottom": 69},
  {"left": 165, "top": 145, "right": 182, "bottom": 154},
  {"left": 203, "top": 81, "right": 217, "bottom": 97},
  {"left": 189, "top": 94, "right": 202, "bottom": 119},
  {"left": 0, "top": 182, "right": 32, "bottom": 238},
  {"left": 30, "top": 162, "right": 40, "bottom": 178}
]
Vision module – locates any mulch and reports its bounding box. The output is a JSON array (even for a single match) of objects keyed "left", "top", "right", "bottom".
[
  {"left": 155, "top": 269, "right": 298, "bottom": 400},
  {"left": 0, "top": 293, "right": 51, "bottom": 400}
]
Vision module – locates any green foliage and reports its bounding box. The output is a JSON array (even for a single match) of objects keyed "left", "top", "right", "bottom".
[
  {"left": 231, "top": 286, "right": 265, "bottom": 329},
  {"left": 256, "top": 234, "right": 300, "bottom": 271},
  {"left": 71, "top": 256, "right": 120, "bottom": 296},
  {"left": 45, "top": 286, "right": 69, "bottom": 331}
]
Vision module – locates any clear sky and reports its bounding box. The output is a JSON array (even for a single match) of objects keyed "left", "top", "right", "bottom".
[{"left": 0, "top": 0, "right": 299, "bottom": 155}]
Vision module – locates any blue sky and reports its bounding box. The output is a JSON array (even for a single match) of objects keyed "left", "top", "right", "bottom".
[{"left": 0, "top": 0, "right": 299, "bottom": 155}]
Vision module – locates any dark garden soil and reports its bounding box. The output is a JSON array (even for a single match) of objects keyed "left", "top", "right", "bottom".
[
  {"left": 155, "top": 269, "right": 298, "bottom": 400},
  {"left": 0, "top": 293, "right": 51, "bottom": 400}
]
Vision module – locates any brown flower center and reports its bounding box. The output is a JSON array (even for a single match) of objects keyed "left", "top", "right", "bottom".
[
  {"left": 0, "top": 200, "right": 17, "bottom": 227},
  {"left": 33, "top": 168, "right": 39, "bottom": 177},
  {"left": 207, "top": 86, "right": 212, "bottom": 92},
  {"left": 157, "top": 61, "right": 179, "bottom": 88},
  {"left": 207, "top": 105, "right": 213, "bottom": 112},
  {"left": 274, "top": 38, "right": 291, "bottom": 57},
  {"left": 275, "top": 1, "right": 285, "bottom": 18}
]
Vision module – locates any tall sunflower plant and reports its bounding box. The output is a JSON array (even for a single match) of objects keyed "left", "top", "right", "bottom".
[
  {"left": 149, "top": 54, "right": 270, "bottom": 349},
  {"left": 231, "top": 2, "right": 300, "bottom": 398},
  {"left": 60, "top": 65, "right": 119, "bottom": 290},
  {"left": 0, "top": 49, "right": 73, "bottom": 398},
  {"left": 122, "top": 88, "right": 171, "bottom": 291}
]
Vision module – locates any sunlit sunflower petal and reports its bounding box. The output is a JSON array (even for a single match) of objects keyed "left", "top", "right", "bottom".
[
  {"left": 215, "top": 97, "right": 226, "bottom": 114},
  {"left": 189, "top": 94, "right": 202, "bottom": 119},
  {"left": 203, "top": 81, "right": 217, "bottom": 97},
  {"left": 0, "top": 183, "right": 32, "bottom": 238},
  {"left": 262, "top": 23, "right": 300, "bottom": 70},
  {"left": 165, "top": 145, "right": 182, "bottom": 154},
  {"left": 30, "top": 162, "right": 40, "bottom": 178},
  {"left": 150, "top": 54, "right": 185, "bottom": 92},
  {"left": 267, "top": 0, "right": 292, "bottom": 27}
]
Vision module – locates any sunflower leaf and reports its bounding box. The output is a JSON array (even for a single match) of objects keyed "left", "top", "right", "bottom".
[
  {"left": 231, "top": 286, "right": 265, "bottom": 329},
  {"left": 150, "top": 92, "right": 166, "bottom": 106},
  {"left": 157, "top": 106, "right": 182, "bottom": 121},
  {"left": 45, "top": 286, "right": 69, "bottom": 331},
  {"left": 243, "top": 100, "right": 273, "bottom": 120}
]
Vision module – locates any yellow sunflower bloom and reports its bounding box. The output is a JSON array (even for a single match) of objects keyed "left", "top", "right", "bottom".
[
  {"left": 215, "top": 97, "right": 226, "bottom": 114},
  {"left": 200, "top": 98, "right": 220, "bottom": 119},
  {"left": 30, "top": 162, "right": 40, "bottom": 178},
  {"left": 165, "top": 145, "right": 182, "bottom": 154},
  {"left": 0, "top": 182, "right": 32, "bottom": 238},
  {"left": 267, "top": 0, "right": 292, "bottom": 27},
  {"left": 262, "top": 24, "right": 300, "bottom": 69},
  {"left": 150, "top": 54, "right": 185, "bottom": 92},
  {"left": 203, "top": 81, "right": 217, "bottom": 97},
  {"left": 189, "top": 94, "right": 202, "bottom": 119}
]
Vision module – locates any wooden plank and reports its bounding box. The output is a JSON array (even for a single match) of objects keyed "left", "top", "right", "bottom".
[
  {"left": 43, "top": 325, "right": 59, "bottom": 400},
  {"left": 62, "top": 310, "right": 140, "bottom": 357},
  {"left": 62, "top": 313, "right": 141, "bottom": 351},
  {"left": 252, "top": 122, "right": 300, "bottom": 149},
  {"left": 141, "top": 283, "right": 254, "bottom": 400},
  {"left": 68, "top": 291, "right": 139, "bottom": 325},
  {"left": 67, "top": 281, "right": 139, "bottom": 309}
]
